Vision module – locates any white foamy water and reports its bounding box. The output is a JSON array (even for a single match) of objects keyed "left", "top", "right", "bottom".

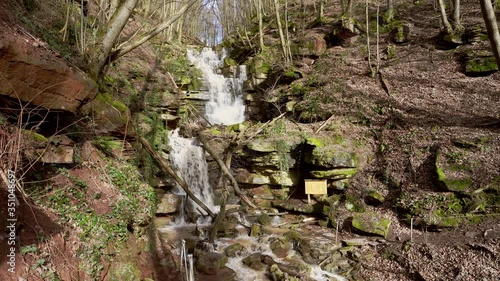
[
  {"left": 216, "top": 236, "right": 347, "bottom": 281},
  {"left": 187, "top": 48, "right": 246, "bottom": 125},
  {"left": 168, "top": 129, "right": 215, "bottom": 222}
]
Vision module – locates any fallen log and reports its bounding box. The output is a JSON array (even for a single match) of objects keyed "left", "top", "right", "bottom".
[
  {"left": 138, "top": 137, "right": 215, "bottom": 218},
  {"left": 198, "top": 135, "right": 257, "bottom": 209}
]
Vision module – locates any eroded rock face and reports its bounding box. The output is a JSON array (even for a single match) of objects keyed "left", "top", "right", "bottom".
[{"left": 0, "top": 37, "right": 97, "bottom": 113}]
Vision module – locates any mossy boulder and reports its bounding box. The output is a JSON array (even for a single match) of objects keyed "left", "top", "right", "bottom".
[
  {"left": 269, "top": 170, "right": 300, "bottom": 186},
  {"left": 242, "top": 253, "right": 265, "bottom": 270},
  {"left": 435, "top": 147, "right": 474, "bottom": 194},
  {"left": 351, "top": 213, "right": 391, "bottom": 238},
  {"left": 296, "top": 235, "right": 342, "bottom": 264},
  {"left": 304, "top": 136, "right": 361, "bottom": 169},
  {"left": 327, "top": 18, "right": 360, "bottom": 46},
  {"left": 257, "top": 213, "right": 272, "bottom": 225},
  {"left": 344, "top": 194, "right": 366, "bottom": 213},
  {"left": 465, "top": 51, "right": 498, "bottom": 76},
  {"left": 395, "top": 192, "right": 466, "bottom": 228},
  {"left": 268, "top": 236, "right": 292, "bottom": 258},
  {"left": 365, "top": 191, "right": 385, "bottom": 206},
  {"left": 290, "top": 35, "right": 327, "bottom": 57},
  {"left": 304, "top": 133, "right": 367, "bottom": 170},
  {"left": 250, "top": 223, "right": 261, "bottom": 237},
  {"left": 247, "top": 139, "right": 278, "bottom": 152},
  {"left": 155, "top": 193, "right": 181, "bottom": 215},
  {"left": 272, "top": 199, "right": 323, "bottom": 214},
  {"left": 224, "top": 243, "right": 245, "bottom": 258},
  {"left": 81, "top": 92, "right": 133, "bottom": 135},
  {"left": 196, "top": 252, "right": 228, "bottom": 275},
  {"left": 248, "top": 56, "right": 271, "bottom": 80},
  {"left": 310, "top": 168, "right": 357, "bottom": 180},
  {"left": 391, "top": 23, "right": 411, "bottom": 44}
]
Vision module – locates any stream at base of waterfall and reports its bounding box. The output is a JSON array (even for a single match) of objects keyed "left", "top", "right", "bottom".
[{"left": 158, "top": 48, "right": 345, "bottom": 281}]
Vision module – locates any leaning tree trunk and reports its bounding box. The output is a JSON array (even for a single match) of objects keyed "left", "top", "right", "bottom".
[
  {"left": 109, "top": 0, "right": 198, "bottom": 63},
  {"left": 88, "top": 0, "right": 139, "bottom": 80},
  {"left": 138, "top": 137, "right": 215, "bottom": 218},
  {"left": 274, "top": 0, "right": 290, "bottom": 65},
  {"left": 480, "top": 0, "right": 500, "bottom": 67}
]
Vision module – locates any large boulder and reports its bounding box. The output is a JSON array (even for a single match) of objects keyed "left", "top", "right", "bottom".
[
  {"left": 80, "top": 92, "right": 134, "bottom": 135},
  {"left": 464, "top": 51, "right": 498, "bottom": 77},
  {"left": 395, "top": 192, "right": 466, "bottom": 228},
  {"left": 351, "top": 213, "right": 391, "bottom": 238},
  {"left": 196, "top": 252, "right": 228, "bottom": 275},
  {"left": 291, "top": 35, "right": 327, "bottom": 57},
  {"left": 296, "top": 235, "right": 342, "bottom": 264},
  {"left": 155, "top": 193, "right": 181, "bottom": 215},
  {"left": 0, "top": 37, "right": 97, "bottom": 113},
  {"left": 435, "top": 147, "right": 474, "bottom": 194},
  {"left": 303, "top": 137, "right": 363, "bottom": 169}
]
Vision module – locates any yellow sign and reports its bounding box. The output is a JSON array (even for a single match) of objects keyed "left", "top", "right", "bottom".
[{"left": 304, "top": 179, "right": 327, "bottom": 195}]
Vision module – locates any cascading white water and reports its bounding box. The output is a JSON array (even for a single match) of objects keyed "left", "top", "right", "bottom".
[
  {"left": 168, "top": 129, "right": 215, "bottom": 223},
  {"left": 187, "top": 48, "right": 246, "bottom": 125}
]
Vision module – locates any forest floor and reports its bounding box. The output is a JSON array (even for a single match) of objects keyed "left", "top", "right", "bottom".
[{"left": 0, "top": 0, "right": 499, "bottom": 280}]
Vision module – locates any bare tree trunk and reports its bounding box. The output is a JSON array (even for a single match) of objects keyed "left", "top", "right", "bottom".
[
  {"left": 89, "top": 0, "right": 139, "bottom": 79},
  {"left": 385, "top": 0, "right": 394, "bottom": 22},
  {"left": 274, "top": 0, "right": 290, "bottom": 65},
  {"left": 452, "top": 0, "right": 462, "bottom": 31},
  {"left": 258, "top": 0, "right": 265, "bottom": 50},
  {"left": 109, "top": 0, "right": 198, "bottom": 64},
  {"left": 366, "top": 0, "right": 375, "bottom": 77},
  {"left": 438, "top": 0, "right": 453, "bottom": 33},
  {"left": 318, "top": 0, "right": 325, "bottom": 22},
  {"left": 480, "top": 0, "right": 500, "bottom": 67}
]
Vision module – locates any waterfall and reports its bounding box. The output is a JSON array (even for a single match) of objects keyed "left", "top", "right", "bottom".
[
  {"left": 187, "top": 48, "right": 246, "bottom": 125},
  {"left": 168, "top": 129, "right": 215, "bottom": 223}
]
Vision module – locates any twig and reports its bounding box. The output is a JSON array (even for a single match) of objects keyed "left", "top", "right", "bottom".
[{"left": 314, "top": 114, "right": 336, "bottom": 133}]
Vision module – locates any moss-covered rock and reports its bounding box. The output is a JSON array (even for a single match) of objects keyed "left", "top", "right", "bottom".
[
  {"left": 81, "top": 92, "right": 133, "bottom": 135},
  {"left": 465, "top": 51, "right": 498, "bottom": 76},
  {"left": 290, "top": 35, "right": 327, "bottom": 57},
  {"left": 250, "top": 223, "right": 261, "bottom": 237},
  {"left": 224, "top": 243, "right": 245, "bottom": 258},
  {"left": 247, "top": 139, "right": 278, "bottom": 152},
  {"left": 310, "top": 168, "right": 357, "bottom": 179},
  {"left": 351, "top": 213, "right": 391, "bottom": 238},
  {"left": 257, "top": 213, "right": 272, "bottom": 225},
  {"left": 395, "top": 192, "right": 467, "bottom": 228},
  {"left": 344, "top": 194, "right": 366, "bottom": 213},
  {"left": 196, "top": 252, "right": 228, "bottom": 275},
  {"left": 268, "top": 236, "right": 292, "bottom": 258},
  {"left": 365, "top": 190, "right": 385, "bottom": 206},
  {"left": 272, "top": 199, "right": 324, "bottom": 214},
  {"left": 435, "top": 148, "right": 474, "bottom": 193},
  {"left": 242, "top": 253, "right": 265, "bottom": 270},
  {"left": 391, "top": 22, "right": 411, "bottom": 44},
  {"left": 303, "top": 135, "right": 364, "bottom": 169}
]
